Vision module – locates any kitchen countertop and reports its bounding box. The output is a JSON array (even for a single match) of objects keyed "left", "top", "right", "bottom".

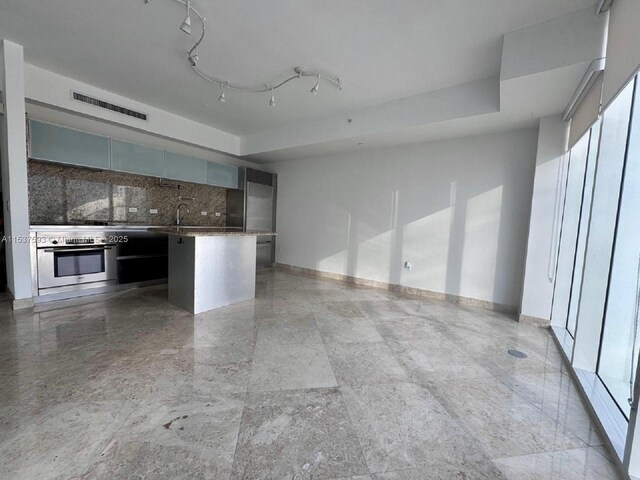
[
  {"left": 30, "top": 224, "right": 178, "bottom": 232},
  {"left": 148, "top": 227, "right": 277, "bottom": 237}
]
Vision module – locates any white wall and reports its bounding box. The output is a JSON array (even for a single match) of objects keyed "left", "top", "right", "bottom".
[
  {"left": 269, "top": 128, "right": 538, "bottom": 308},
  {"left": 520, "top": 116, "right": 569, "bottom": 321}
]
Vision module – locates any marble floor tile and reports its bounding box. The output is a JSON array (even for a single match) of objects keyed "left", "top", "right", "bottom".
[
  {"left": 355, "top": 301, "right": 409, "bottom": 319},
  {"left": 372, "top": 315, "right": 443, "bottom": 341},
  {"left": 249, "top": 341, "right": 337, "bottom": 392},
  {"left": 82, "top": 395, "right": 244, "bottom": 480},
  {"left": 427, "top": 376, "right": 586, "bottom": 458},
  {"left": 495, "top": 371, "right": 604, "bottom": 446},
  {"left": 340, "top": 382, "right": 494, "bottom": 473},
  {"left": 323, "top": 301, "right": 367, "bottom": 318},
  {"left": 325, "top": 342, "right": 408, "bottom": 386},
  {"left": 306, "top": 288, "right": 352, "bottom": 303},
  {"left": 327, "top": 476, "right": 372, "bottom": 480},
  {"left": 0, "top": 400, "right": 133, "bottom": 480},
  {"left": 316, "top": 315, "right": 383, "bottom": 344},
  {"left": 151, "top": 346, "right": 253, "bottom": 395},
  {"left": 231, "top": 388, "right": 369, "bottom": 480},
  {"left": 370, "top": 459, "right": 508, "bottom": 479},
  {"left": 386, "top": 335, "right": 493, "bottom": 382},
  {"left": 0, "top": 271, "right": 621, "bottom": 479},
  {"left": 256, "top": 313, "right": 322, "bottom": 345},
  {"left": 493, "top": 446, "right": 620, "bottom": 480}
]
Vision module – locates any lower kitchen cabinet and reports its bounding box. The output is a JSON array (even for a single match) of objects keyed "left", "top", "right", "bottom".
[{"left": 116, "top": 231, "right": 168, "bottom": 284}]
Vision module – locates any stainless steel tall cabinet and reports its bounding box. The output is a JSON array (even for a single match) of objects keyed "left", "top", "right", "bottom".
[{"left": 226, "top": 168, "right": 277, "bottom": 269}]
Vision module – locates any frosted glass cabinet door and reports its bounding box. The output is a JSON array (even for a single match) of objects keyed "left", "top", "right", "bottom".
[
  {"left": 164, "top": 152, "right": 207, "bottom": 184},
  {"left": 29, "top": 120, "right": 110, "bottom": 169},
  {"left": 206, "top": 161, "right": 238, "bottom": 189},
  {"left": 111, "top": 140, "right": 165, "bottom": 177}
]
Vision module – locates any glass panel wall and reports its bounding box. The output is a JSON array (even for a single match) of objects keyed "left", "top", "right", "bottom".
[
  {"left": 566, "top": 119, "right": 600, "bottom": 337},
  {"left": 547, "top": 73, "right": 640, "bottom": 473},
  {"left": 597, "top": 77, "right": 640, "bottom": 419},
  {"left": 550, "top": 130, "right": 591, "bottom": 330}
]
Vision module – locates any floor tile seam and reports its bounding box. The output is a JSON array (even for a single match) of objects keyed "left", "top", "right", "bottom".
[
  {"left": 390, "top": 378, "right": 504, "bottom": 465},
  {"left": 225, "top": 395, "right": 252, "bottom": 480},
  {"left": 308, "top": 311, "right": 340, "bottom": 388},
  {"left": 310, "top": 310, "right": 372, "bottom": 476},
  {"left": 332, "top": 385, "right": 374, "bottom": 477},
  {"left": 482, "top": 368, "right": 596, "bottom": 445},
  {"left": 76, "top": 406, "right": 135, "bottom": 477},
  {"left": 364, "top": 456, "right": 506, "bottom": 477},
  {"left": 490, "top": 443, "right": 617, "bottom": 463},
  {"left": 432, "top": 376, "right": 591, "bottom": 457}
]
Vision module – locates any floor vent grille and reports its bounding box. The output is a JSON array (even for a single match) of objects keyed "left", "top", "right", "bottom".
[{"left": 72, "top": 92, "right": 148, "bottom": 121}]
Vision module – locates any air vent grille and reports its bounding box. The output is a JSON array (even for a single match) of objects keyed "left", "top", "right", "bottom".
[{"left": 72, "top": 92, "right": 148, "bottom": 121}]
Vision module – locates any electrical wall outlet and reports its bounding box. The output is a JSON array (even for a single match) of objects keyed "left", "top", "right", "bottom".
[
  {"left": 128, "top": 207, "right": 138, "bottom": 213},
  {"left": 201, "top": 211, "right": 207, "bottom": 216},
  {"left": 149, "top": 208, "right": 158, "bottom": 214},
  {"left": 215, "top": 212, "right": 222, "bottom": 217},
  {"left": 404, "top": 261, "right": 412, "bottom": 271}
]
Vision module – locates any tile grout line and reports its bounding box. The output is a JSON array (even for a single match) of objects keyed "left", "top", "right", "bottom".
[
  {"left": 226, "top": 312, "right": 260, "bottom": 479},
  {"left": 312, "top": 308, "right": 373, "bottom": 478},
  {"left": 78, "top": 404, "right": 135, "bottom": 477}
]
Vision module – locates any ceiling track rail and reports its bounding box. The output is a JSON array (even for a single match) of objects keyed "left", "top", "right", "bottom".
[{"left": 143, "top": 0, "right": 342, "bottom": 103}]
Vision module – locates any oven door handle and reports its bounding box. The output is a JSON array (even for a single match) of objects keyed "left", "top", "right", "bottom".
[{"left": 42, "top": 246, "right": 114, "bottom": 253}]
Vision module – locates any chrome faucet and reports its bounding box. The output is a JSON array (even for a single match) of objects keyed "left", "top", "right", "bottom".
[{"left": 176, "top": 203, "right": 190, "bottom": 226}]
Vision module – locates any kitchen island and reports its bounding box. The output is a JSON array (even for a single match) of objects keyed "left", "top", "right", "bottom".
[{"left": 149, "top": 227, "right": 276, "bottom": 314}]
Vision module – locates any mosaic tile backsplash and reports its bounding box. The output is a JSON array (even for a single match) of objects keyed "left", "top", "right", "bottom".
[{"left": 28, "top": 160, "right": 228, "bottom": 226}]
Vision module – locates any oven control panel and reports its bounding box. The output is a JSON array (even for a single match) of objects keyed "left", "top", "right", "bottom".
[{"left": 36, "top": 233, "right": 112, "bottom": 248}]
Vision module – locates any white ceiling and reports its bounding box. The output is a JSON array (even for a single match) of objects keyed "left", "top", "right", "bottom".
[{"left": 0, "top": 0, "right": 594, "bottom": 138}]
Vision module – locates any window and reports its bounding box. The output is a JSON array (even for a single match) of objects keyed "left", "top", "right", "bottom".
[
  {"left": 597, "top": 77, "right": 640, "bottom": 419},
  {"left": 566, "top": 119, "right": 600, "bottom": 337},
  {"left": 551, "top": 129, "right": 591, "bottom": 330}
]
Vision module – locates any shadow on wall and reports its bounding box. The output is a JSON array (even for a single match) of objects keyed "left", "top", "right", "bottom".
[{"left": 273, "top": 129, "right": 538, "bottom": 309}]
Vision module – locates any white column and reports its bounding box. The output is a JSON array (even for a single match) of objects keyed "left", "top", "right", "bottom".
[
  {"left": 519, "top": 115, "right": 568, "bottom": 323},
  {"left": 0, "top": 39, "right": 33, "bottom": 308}
]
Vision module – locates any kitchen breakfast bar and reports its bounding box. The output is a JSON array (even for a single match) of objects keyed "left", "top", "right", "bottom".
[{"left": 150, "top": 227, "right": 276, "bottom": 314}]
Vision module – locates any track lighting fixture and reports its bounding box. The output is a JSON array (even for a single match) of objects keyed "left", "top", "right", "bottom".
[
  {"left": 310, "top": 74, "right": 320, "bottom": 95},
  {"left": 180, "top": 1, "right": 191, "bottom": 34},
  {"left": 269, "top": 87, "right": 276, "bottom": 107},
  {"left": 144, "top": 0, "right": 342, "bottom": 104},
  {"left": 218, "top": 83, "right": 227, "bottom": 103},
  {"left": 187, "top": 47, "right": 198, "bottom": 66}
]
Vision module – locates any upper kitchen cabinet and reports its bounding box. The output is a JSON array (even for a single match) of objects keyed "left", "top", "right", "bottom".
[
  {"left": 206, "top": 161, "right": 238, "bottom": 189},
  {"left": 29, "top": 120, "right": 110, "bottom": 169},
  {"left": 111, "top": 139, "right": 165, "bottom": 178},
  {"left": 164, "top": 152, "right": 207, "bottom": 184}
]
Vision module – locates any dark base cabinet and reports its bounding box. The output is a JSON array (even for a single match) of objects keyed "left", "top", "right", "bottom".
[
  {"left": 117, "top": 256, "right": 167, "bottom": 284},
  {"left": 116, "top": 231, "right": 168, "bottom": 285}
]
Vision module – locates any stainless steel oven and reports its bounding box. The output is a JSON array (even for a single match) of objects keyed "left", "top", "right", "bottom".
[{"left": 36, "top": 232, "right": 117, "bottom": 292}]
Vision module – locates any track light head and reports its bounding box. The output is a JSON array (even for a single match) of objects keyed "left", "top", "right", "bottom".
[
  {"left": 310, "top": 74, "right": 320, "bottom": 95},
  {"left": 180, "top": 15, "right": 191, "bottom": 34},
  {"left": 269, "top": 90, "right": 276, "bottom": 107},
  {"left": 188, "top": 48, "right": 198, "bottom": 66},
  {"left": 180, "top": 1, "right": 191, "bottom": 34},
  {"left": 218, "top": 83, "right": 227, "bottom": 103}
]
